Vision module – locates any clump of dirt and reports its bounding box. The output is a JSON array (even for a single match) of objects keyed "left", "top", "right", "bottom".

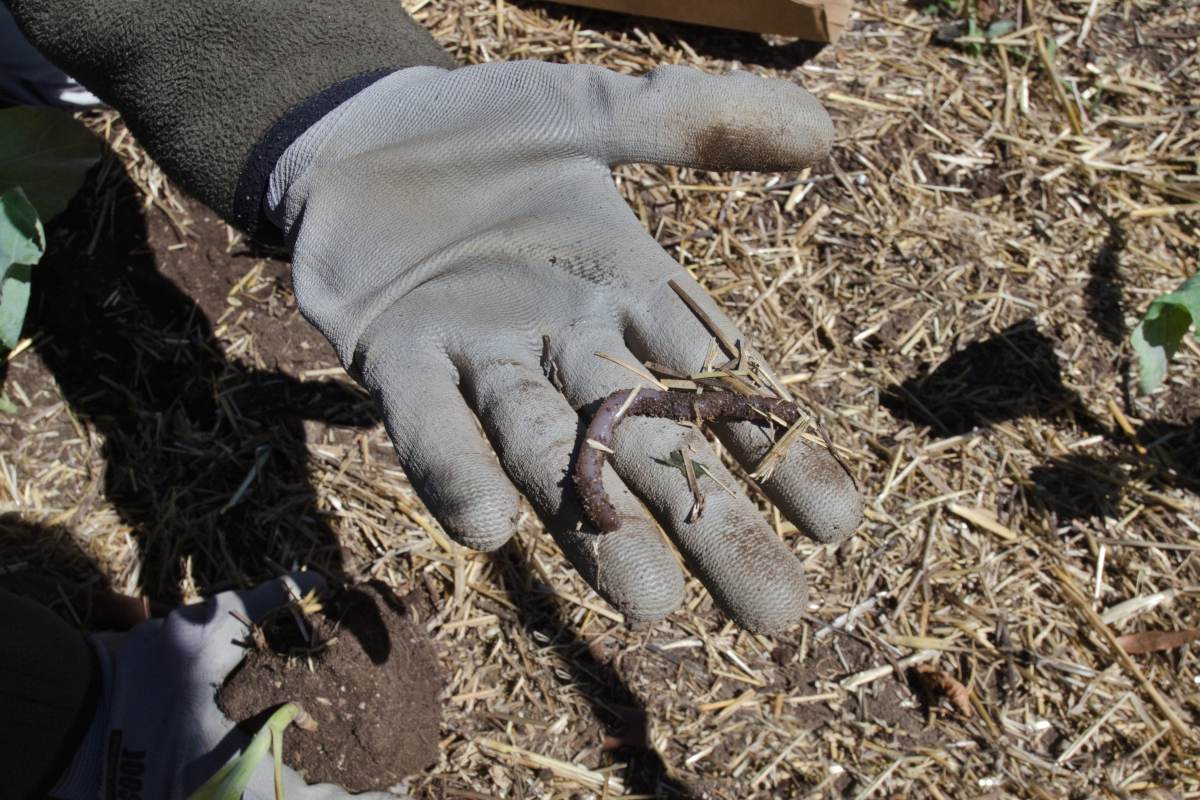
[{"left": 218, "top": 582, "right": 442, "bottom": 792}]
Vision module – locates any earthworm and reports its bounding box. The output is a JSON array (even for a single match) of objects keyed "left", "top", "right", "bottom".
[{"left": 574, "top": 389, "right": 802, "bottom": 532}]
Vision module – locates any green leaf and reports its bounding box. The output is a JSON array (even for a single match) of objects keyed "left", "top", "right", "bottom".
[
  {"left": 654, "top": 450, "right": 711, "bottom": 479},
  {"left": 1131, "top": 320, "right": 1167, "bottom": 395},
  {"left": 189, "top": 703, "right": 308, "bottom": 800},
  {"left": 0, "top": 187, "right": 43, "bottom": 264},
  {"left": 1144, "top": 272, "right": 1200, "bottom": 330},
  {"left": 0, "top": 187, "right": 44, "bottom": 350},
  {"left": 1044, "top": 35, "right": 1059, "bottom": 60},
  {"left": 965, "top": 18, "right": 984, "bottom": 56},
  {"left": 986, "top": 19, "right": 1016, "bottom": 38},
  {"left": 1133, "top": 271, "right": 1200, "bottom": 394},
  {"left": 0, "top": 106, "right": 100, "bottom": 222},
  {"left": 0, "top": 394, "right": 17, "bottom": 414}
]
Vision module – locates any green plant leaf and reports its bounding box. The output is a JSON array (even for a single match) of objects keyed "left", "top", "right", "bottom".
[
  {"left": 986, "top": 19, "right": 1016, "bottom": 38},
  {"left": 654, "top": 450, "right": 712, "bottom": 479},
  {"left": 1133, "top": 271, "right": 1200, "bottom": 394},
  {"left": 0, "top": 187, "right": 44, "bottom": 350},
  {"left": 0, "top": 187, "right": 42, "bottom": 263},
  {"left": 965, "top": 18, "right": 984, "bottom": 56},
  {"left": 0, "top": 106, "right": 100, "bottom": 222},
  {"left": 1131, "top": 320, "right": 1167, "bottom": 395},
  {"left": 1043, "top": 35, "right": 1059, "bottom": 60},
  {"left": 189, "top": 703, "right": 310, "bottom": 800}
]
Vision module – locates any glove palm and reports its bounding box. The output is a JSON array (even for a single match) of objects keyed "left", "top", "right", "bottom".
[{"left": 269, "top": 62, "right": 862, "bottom": 632}]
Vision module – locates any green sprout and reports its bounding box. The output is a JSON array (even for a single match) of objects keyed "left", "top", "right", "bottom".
[
  {"left": 189, "top": 703, "right": 317, "bottom": 800},
  {"left": 1132, "top": 270, "right": 1200, "bottom": 394}
]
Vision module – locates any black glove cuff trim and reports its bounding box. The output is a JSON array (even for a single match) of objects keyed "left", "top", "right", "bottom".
[{"left": 233, "top": 67, "right": 397, "bottom": 242}]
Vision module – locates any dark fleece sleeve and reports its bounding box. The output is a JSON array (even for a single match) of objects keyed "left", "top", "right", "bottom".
[
  {"left": 4, "top": 1, "right": 456, "bottom": 238},
  {"left": 0, "top": 589, "right": 97, "bottom": 799}
]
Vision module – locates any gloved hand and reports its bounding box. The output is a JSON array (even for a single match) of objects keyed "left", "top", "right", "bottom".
[
  {"left": 52, "top": 573, "right": 394, "bottom": 799},
  {"left": 267, "top": 62, "right": 863, "bottom": 633}
]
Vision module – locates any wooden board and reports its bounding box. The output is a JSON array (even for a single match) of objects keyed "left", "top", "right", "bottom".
[{"left": 550, "top": 0, "right": 851, "bottom": 43}]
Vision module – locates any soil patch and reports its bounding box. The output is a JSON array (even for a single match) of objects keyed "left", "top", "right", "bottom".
[{"left": 218, "top": 583, "right": 443, "bottom": 792}]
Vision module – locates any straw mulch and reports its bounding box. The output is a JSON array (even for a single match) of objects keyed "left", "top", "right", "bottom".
[{"left": 1, "top": 0, "right": 1197, "bottom": 797}]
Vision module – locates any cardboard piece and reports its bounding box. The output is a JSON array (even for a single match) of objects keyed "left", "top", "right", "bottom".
[{"left": 550, "top": 0, "right": 851, "bottom": 44}]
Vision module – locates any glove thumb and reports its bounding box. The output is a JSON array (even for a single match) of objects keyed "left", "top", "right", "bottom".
[
  {"left": 595, "top": 65, "right": 833, "bottom": 172},
  {"left": 188, "top": 571, "right": 327, "bottom": 683}
]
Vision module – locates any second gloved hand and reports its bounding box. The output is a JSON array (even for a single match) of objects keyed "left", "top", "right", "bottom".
[
  {"left": 267, "top": 62, "right": 862, "bottom": 633},
  {"left": 51, "top": 573, "right": 394, "bottom": 799}
]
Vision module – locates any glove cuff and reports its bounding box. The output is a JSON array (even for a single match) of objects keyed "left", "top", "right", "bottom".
[
  {"left": 232, "top": 68, "right": 398, "bottom": 241},
  {"left": 263, "top": 65, "right": 452, "bottom": 244}
]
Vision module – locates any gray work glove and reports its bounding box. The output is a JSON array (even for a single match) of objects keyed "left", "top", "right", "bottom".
[
  {"left": 52, "top": 573, "right": 394, "bottom": 799},
  {"left": 268, "top": 62, "right": 862, "bottom": 633}
]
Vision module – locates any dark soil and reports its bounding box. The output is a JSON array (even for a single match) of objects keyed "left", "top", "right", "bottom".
[
  {"left": 770, "top": 635, "right": 941, "bottom": 746},
  {"left": 218, "top": 582, "right": 443, "bottom": 792}
]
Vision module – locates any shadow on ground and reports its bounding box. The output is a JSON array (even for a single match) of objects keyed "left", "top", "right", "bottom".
[
  {"left": 494, "top": 539, "right": 696, "bottom": 798},
  {"left": 1025, "top": 455, "right": 1125, "bottom": 522},
  {"left": 0, "top": 514, "right": 161, "bottom": 629},
  {"left": 881, "top": 319, "right": 1104, "bottom": 438},
  {"left": 27, "top": 150, "right": 375, "bottom": 606},
  {"left": 883, "top": 318, "right": 1198, "bottom": 523},
  {"left": 1027, "top": 422, "right": 1200, "bottom": 522},
  {"left": 1085, "top": 217, "right": 1127, "bottom": 346}
]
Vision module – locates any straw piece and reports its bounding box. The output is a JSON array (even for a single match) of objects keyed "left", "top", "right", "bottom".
[
  {"left": 1051, "top": 565, "right": 1192, "bottom": 740},
  {"left": 947, "top": 503, "right": 1018, "bottom": 541},
  {"left": 476, "top": 738, "right": 625, "bottom": 793},
  {"left": 668, "top": 279, "right": 738, "bottom": 359}
]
